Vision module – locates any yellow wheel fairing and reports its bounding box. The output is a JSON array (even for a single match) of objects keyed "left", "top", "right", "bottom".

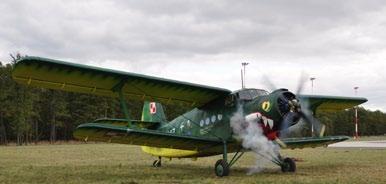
[{"left": 141, "top": 146, "right": 199, "bottom": 158}]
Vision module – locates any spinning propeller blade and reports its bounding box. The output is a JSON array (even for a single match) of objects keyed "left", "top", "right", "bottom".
[
  {"left": 299, "top": 110, "right": 326, "bottom": 137},
  {"left": 262, "top": 75, "right": 277, "bottom": 92},
  {"left": 295, "top": 72, "right": 308, "bottom": 95},
  {"left": 263, "top": 73, "right": 326, "bottom": 138}
]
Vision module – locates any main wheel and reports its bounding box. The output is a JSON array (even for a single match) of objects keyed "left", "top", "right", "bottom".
[
  {"left": 214, "top": 159, "right": 229, "bottom": 177},
  {"left": 281, "top": 157, "right": 296, "bottom": 172}
]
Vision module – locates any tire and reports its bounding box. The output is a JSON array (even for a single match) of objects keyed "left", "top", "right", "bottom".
[
  {"left": 281, "top": 157, "right": 296, "bottom": 172},
  {"left": 214, "top": 159, "right": 229, "bottom": 177}
]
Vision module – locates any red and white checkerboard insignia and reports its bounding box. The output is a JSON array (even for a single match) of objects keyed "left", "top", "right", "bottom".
[{"left": 149, "top": 102, "right": 156, "bottom": 114}]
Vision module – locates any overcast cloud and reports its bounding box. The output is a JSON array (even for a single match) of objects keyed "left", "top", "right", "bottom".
[{"left": 1, "top": 0, "right": 386, "bottom": 111}]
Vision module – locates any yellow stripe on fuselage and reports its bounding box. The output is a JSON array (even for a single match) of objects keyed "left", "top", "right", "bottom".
[{"left": 141, "top": 146, "right": 199, "bottom": 158}]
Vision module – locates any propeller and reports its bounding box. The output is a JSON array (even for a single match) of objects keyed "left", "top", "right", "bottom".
[
  {"left": 262, "top": 72, "right": 307, "bottom": 94},
  {"left": 295, "top": 72, "right": 308, "bottom": 95},
  {"left": 261, "top": 75, "right": 277, "bottom": 92},
  {"left": 262, "top": 73, "right": 326, "bottom": 138},
  {"left": 298, "top": 107, "right": 326, "bottom": 137},
  {"left": 278, "top": 112, "right": 297, "bottom": 138}
]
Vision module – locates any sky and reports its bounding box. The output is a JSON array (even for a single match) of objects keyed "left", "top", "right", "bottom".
[{"left": 1, "top": 0, "right": 385, "bottom": 111}]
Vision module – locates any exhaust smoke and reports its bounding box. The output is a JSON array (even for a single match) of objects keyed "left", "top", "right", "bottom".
[{"left": 230, "top": 108, "right": 280, "bottom": 174}]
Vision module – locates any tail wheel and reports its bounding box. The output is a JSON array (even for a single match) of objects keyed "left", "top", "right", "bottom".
[
  {"left": 152, "top": 160, "right": 161, "bottom": 167},
  {"left": 281, "top": 157, "right": 296, "bottom": 172},
  {"left": 214, "top": 159, "right": 229, "bottom": 177}
]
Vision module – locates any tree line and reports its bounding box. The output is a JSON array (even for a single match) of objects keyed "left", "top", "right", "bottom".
[
  {"left": 0, "top": 59, "right": 190, "bottom": 145},
  {"left": 0, "top": 60, "right": 385, "bottom": 145}
]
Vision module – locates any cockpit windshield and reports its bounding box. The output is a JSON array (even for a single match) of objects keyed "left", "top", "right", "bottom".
[{"left": 236, "top": 88, "right": 269, "bottom": 101}]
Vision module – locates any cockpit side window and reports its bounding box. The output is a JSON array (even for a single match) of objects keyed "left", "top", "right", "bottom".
[
  {"left": 255, "top": 89, "right": 269, "bottom": 96},
  {"left": 238, "top": 90, "right": 253, "bottom": 100},
  {"left": 232, "top": 88, "right": 269, "bottom": 102},
  {"left": 240, "top": 89, "right": 269, "bottom": 100},
  {"left": 249, "top": 89, "right": 258, "bottom": 99},
  {"left": 225, "top": 94, "right": 236, "bottom": 107}
]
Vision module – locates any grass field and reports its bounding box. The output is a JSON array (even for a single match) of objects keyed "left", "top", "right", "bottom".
[
  {"left": 348, "top": 135, "right": 386, "bottom": 141},
  {"left": 0, "top": 143, "right": 385, "bottom": 184}
]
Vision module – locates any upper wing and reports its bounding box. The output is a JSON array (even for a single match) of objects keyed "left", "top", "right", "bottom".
[
  {"left": 298, "top": 95, "right": 367, "bottom": 113},
  {"left": 281, "top": 136, "right": 349, "bottom": 149},
  {"left": 12, "top": 56, "right": 231, "bottom": 107}
]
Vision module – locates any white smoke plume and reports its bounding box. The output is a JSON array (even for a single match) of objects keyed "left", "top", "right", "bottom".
[{"left": 230, "top": 108, "right": 280, "bottom": 174}]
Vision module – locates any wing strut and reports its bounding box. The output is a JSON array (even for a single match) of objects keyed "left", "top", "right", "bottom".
[{"left": 112, "top": 79, "right": 132, "bottom": 127}]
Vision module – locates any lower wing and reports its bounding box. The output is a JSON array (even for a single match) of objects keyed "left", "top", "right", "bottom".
[
  {"left": 74, "top": 120, "right": 349, "bottom": 153},
  {"left": 73, "top": 122, "right": 222, "bottom": 151},
  {"left": 280, "top": 136, "right": 349, "bottom": 149}
]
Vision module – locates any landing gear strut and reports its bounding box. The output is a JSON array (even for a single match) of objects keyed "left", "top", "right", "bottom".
[
  {"left": 215, "top": 141, "right": 230, "bottom": 177},
  {"left": 214, "top": 142, "right": 245, "bottom": 177},
  {"left": 256, "top": 152, "right": 296, "bottom": 173},
  {"left": 152, "top": 156, "right": 162, "bottom": 167}
]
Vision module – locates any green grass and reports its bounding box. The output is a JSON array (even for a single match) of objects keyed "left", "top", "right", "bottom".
[
  {"left": 348, "top": 135, "right": 386, "bottom": 141},
  {"left": 0, "top": 143, "right": 385, "bottom": 184}
]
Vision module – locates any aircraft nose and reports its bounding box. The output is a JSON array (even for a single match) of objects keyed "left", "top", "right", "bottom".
[
  {"left": 276, "top": 90, "right": 302, "bottom": 130},
  {"left": 245, "top": 112, "right": 275, "bottom": 130},
  {"left": 277, "top": 90, "right": 300, "bottom": 115}
]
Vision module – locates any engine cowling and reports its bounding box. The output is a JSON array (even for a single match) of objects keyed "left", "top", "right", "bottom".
[{"left": 243, "top": 89, "right": 303, "bottom": 140}]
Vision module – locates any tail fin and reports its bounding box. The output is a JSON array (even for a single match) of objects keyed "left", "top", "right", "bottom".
[{"left": 141, "top": 101, "right": 167, "bottom": 123}]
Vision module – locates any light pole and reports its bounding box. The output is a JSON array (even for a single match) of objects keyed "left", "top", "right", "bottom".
[
  {"left": 241, "top": 62, "right": 249, "bottom": 88},
  {"left": 354, "top": 86, "right": 359, "bottom": 139},
  {"left": 309, "top": 77, "right": 316, "bottom": 136},
  {"left": 310, "top": 77, "right": 316, "bottom": 94},
  {"left": 240, "top": 69, "right": 243, "bottom": 89}
]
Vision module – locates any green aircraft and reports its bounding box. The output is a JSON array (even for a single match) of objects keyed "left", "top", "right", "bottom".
[{"left": 12, "top": 56, "right": 367, "bottom": 177}]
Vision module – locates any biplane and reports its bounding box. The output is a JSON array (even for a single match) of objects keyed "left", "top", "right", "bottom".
[{"left": 12, "top": 56, "right": 367, "bottom": 176}]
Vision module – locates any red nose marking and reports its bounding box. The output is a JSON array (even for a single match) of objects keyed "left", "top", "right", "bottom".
[
  {"left": 266, "top": 131, "right": 278, "bottom": 141},
  {"left": 259, "top": 121, "right": 277, "bottom": 141}
]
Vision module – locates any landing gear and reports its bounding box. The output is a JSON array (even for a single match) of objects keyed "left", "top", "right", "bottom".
[
  {"left": 152, "top": 157, "right": 162, "bottom": 167},
  {"left": 214, "top": 142, "right": 246, "bottom": 177},
  {"left": 280, "top": 157, "right": 296, "bottom": 172},
  {"left": 255, "top": 152, "right": 296, "bottom": 173},
  {"left": 214, "top": 159, "right": 229, "bottom": 177},
  {"left": 214, "top": 141, "right": 230, "bottom": 177}
]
